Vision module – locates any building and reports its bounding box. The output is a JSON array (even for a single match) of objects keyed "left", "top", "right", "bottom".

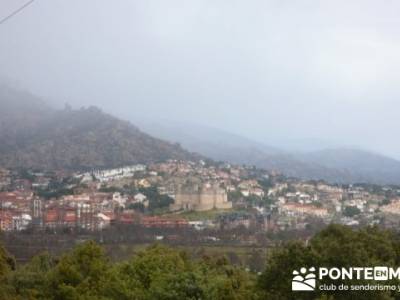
[
  {"left": 97, "top": 213, "right": 111, "bottom": 229},
  {"left": 380, "top": 200, "right": 400, "bottom": 215},
  {"left": 0, "top": 211, "right": 13, "bottom": 231},
  {"left": 12, "top": 214, "right": 32, "bottom": 231},
  {"left": 280, "top": 203, "right": 329, "bottom": 218},
  {"left": 170, "top": 182, "right": 232, "bottom": 212},
  {"left": 77, "top": 164, "right": 146, "bottom": 183}
]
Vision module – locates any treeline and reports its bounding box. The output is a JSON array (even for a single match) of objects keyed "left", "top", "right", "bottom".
[
  {"left": 0, "top": 242, "right": 257, "bottom": 300},
  {"left": 1, "top": 224, "right": 400, "bottom": 299},
  {"left": 260, "top": 225, "right": 400, "bottom": 300}
]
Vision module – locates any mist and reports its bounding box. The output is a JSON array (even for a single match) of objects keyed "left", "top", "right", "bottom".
[{"left": 1, "top": 0, "right": 400, "bottom": 158}]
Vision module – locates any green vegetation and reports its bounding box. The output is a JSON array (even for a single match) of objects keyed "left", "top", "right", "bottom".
[
  {"left": 228, "top": 190, "right": 243, "bottom": 203},
  {"left": 99, "top": 185, "right": 138, "bottom": 196},
  {"left": 1, "top": 225, "right": 400, "bottom": 299},
  {"left": 0, "top": 99, "right": 196, "bottom": 170},
  {"left": 257, "top": 178, "right": 272, "bottom": 190},
  {"left": 98, "top": 186, "right": 122, "bottom": 193},
  {"left": 0, "top": 242, "right": 256, "bottom": 300},
  {"left": 139, "top": 187, "right": 174, "bottom": 211},
  {"left": 162, "top": 208, "right": 236, "bottom": 221},
  {"left": 16, "top": 169, "right": 36, "bottom": 182},
  {"left": 259, "top": 224, "right": 400, "bottom": 300},
  {"left": 35, "top": 176, "right": 81, "bottom": 199},
  {"left": 36, "top": 187, "right": 74, "bottom": 200},
  {"left": 343, "top": 205, "right": 361, "bottom": 217},
  {"left": 104, "top": 243, "right": 266, "bottom": 272}
]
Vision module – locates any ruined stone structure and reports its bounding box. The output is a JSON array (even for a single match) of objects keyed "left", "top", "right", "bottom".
[{"left": 170, "top": 182, "right": 232, "bottom": 212}]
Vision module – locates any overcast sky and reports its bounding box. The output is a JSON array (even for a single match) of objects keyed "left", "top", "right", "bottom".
[{"left": 1, "top": 1, "right": 400, "bottom": 157}]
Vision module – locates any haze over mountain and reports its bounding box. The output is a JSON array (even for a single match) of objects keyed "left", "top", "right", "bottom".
[
  {"left": 136, "top": 120, "right": 281, "bottom": 164},
  {"left": 138, "top": 120, "right": 400, "bottom": 185},
  {"left": 0, "top": 85, "right": 198, "bottom": 170},
  {"left": 2, "top": 83, "right": 400, "bottom": 184},
  {"left": 2, "top": 1, "right": 400, "bottom": 160}
]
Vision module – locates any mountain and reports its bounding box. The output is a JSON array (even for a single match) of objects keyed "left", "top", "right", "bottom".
[
  {"left": 0, "top": 85, "right": 198, "bottom": 170},
  {"left": 3, "top": 85, "right": 400, "bottom": 184},
  {"left": 136, "top": 120, "right": 281, "bottom": 165},
  {"left": 138, "top": 120, "right": 400, "bottom": 185},
  {"left": 296, "top": 148, "right": 400, "bottom": 184}
]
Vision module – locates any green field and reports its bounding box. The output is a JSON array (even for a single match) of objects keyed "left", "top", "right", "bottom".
[{"left": 159, "top": 208, "right": 247, "bottom": 221}]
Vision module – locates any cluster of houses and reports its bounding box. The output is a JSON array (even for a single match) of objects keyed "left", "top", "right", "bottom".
[
  {"left": 0, "top": 190, "right": 183, "bottom": 231},
  {"left": 76, "top": 165, "right": 147, "bottom": 183},
  {"left": 1, "top": 160, "right": 400, "bottom": 234},
  {"left": 0, "top": 191, "right": 34, "bottom": 231}
]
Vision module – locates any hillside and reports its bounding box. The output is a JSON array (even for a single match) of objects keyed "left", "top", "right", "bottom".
[
  {"left": 296, "top": 148, "right": 400, "bottom": 184},
  {"left": 136, "top": 120, "right": 281, "bottom": 165},
  {"left": 0, "top": 86, "right": 198, "bottom": 170},
  {"left": 3, "top": 85, "right": 400, "bottom": 184},
  {"left": 138, "top": 120, "right": 400, "bottom": 185}
]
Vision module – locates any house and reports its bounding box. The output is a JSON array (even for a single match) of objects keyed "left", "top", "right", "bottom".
[
  {"left": 0, "top": 211, "right": 13, "bottom": 231},
  {"left": 238, "top": 180, "right": 259, "bottom": 190},
  {"left": 189, "top": 221, "right": 208, "bottom": 230},
  {"left": 77, "top": 164, "right": 146, "bottom": 183},
  {"left": 280, "top": 203, "right": 329, "bottom": 218},
  {"left": 133, "top": 193, "right": 149, "bottom": 208},
  {"left": 97, "top": 213, "right": 111, "bottom": 229},
  {"left": 44, "top": 209, "right": 59, "bottom": 229},
  {"left": 134, "top": 193, "right": 147, "bottom": 203},
  {"left": 112, "top": 192, "right": 127, "bottom": 207},
  {"left": 12, "top": 213, "right": 32, "bottom": 231},
  {"left": 137, "top": 179, "right": 151, "bottom": 188},
  {"left": 380, "top": 200, "right": 400, "bottom": 215},
  {"left": 62, "top": 209, "right": 77, "bottom": 228},
  {"left": 241, "top": 189, "right": 250, "bottom": 197},
  {"left": 251, "top": 188, "right": 265, "bottom": 197}
]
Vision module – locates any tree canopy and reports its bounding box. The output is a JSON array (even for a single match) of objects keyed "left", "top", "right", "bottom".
[
  {"left": 258, "top": 224, "right": 400, "bottom": 300},
  {"left": 0, "top": 242, "right": 256, "bottom": 300},
  {"left": 1, "top": 224, "right": 400, "bottom": 299}
]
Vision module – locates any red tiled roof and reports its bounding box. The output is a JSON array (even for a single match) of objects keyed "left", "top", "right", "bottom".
[
  {"left": 45, "top": 210, "right": 58, "bottom": 223},
  {"left": 140, "top": 216, "right": 188, "bottom": 228}
]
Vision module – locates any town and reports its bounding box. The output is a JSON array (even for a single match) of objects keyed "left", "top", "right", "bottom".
[{"left": 1, "top": 160, "right": 400, "bottom": 240}]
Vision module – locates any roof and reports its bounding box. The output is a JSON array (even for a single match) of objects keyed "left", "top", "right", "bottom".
[{"left": 45, "top": 210, "right": 58, "bottom": 223}]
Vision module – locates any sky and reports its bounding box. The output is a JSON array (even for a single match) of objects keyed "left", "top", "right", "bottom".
[{"left": 1, "top": 0, "right": 400, "bottom": 157}]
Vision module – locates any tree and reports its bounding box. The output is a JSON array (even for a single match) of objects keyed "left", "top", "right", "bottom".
[
  {"left": 118, "top": 244, "right": 200, "bottom": 299},
  {"left": 258, "top": 224, "right": 400, "bottom": 300},
  {"left": 6, "top": 252, "right": 55, "bottom": 299},
  {"left": 139, "top": 187, "right": 173, "bottom": 211},
  {"left": 0, "top": 244, "right": 16, "bottom": 299},
  {"left": 343, "top": 206, "right": 361, "bottom": 217},
  {"left": 0, "top": 241, "right": 257, "bottom": 300},
  {"left": 0, "top": 244, "right": 14, "bottom": 279},
  {"left": 46, "top": 241, "right": 116, "bottom": 300},
  {"left": 258, "top": 241, "right": 318, "bottom": 300},
  {"left": 118, "top": 244, "right": 257, "bottom": 300}
]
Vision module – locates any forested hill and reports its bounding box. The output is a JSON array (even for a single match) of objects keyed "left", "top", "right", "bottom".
[{"left": 0, "top": 85, "right": 198, "bottom": 170}]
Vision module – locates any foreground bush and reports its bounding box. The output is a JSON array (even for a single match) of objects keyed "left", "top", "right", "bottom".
[
  {"left": 258, "top": 225, "right": 400, "bottom": 300},
  {"left": 0, "top": 242, "right": 257, "bottom": 300},
  {"left": 1, "top": 225, "right": 400, "bottom": 299}
]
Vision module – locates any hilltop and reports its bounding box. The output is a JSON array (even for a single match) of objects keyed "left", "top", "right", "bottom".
[
  {"left": 0, "top": 85, "right": 198, "bottom": 170},
  {"left": 138, "top": 120, "right": 400, "bottom": 185}
]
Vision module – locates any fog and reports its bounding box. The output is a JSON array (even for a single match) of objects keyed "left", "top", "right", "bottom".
[{"left": 1, "top": 0, "right": 400, "bottom": 158}]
